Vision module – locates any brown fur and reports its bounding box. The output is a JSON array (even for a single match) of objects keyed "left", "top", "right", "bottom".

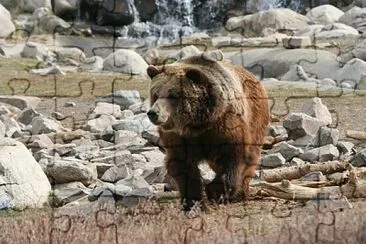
[{"left": 147, "top": 51, "right": 270, "bottom": 211}]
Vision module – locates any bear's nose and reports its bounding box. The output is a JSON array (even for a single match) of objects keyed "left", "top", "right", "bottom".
[{"left": 147, "top": 108, "right": 159, "bottom": 123}]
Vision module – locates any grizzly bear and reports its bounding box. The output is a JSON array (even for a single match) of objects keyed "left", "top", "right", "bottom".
[{"left": 146, "top": 50, "right": 270, "bottom": 211}]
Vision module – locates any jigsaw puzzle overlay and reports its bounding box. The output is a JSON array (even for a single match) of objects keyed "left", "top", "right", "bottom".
[{"left": 1, "top": 0, "right": 366, "bottom": 242}]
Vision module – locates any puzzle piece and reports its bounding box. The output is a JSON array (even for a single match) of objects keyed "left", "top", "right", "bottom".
[{"left": 2, "top": 1, "right": 366, "bottom": 242}]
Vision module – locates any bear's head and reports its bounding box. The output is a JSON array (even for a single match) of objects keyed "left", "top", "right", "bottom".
[{"left": 146, "top": 50, "right": 244, "bottom": 136}]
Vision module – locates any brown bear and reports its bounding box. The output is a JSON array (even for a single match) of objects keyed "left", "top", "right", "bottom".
[{"left": 146, "top": 50, "right": 270, "bottom": 211}]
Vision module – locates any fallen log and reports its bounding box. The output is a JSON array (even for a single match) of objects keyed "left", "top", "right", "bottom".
[
  {"left": 258, "top": 165, "right": 366, "bottom": 200},
  {"left": 346, "top": 130, "right": 366, "bottom": 140},
  {"left": 258, "top": 161, "right": 348, "bottom": 183}
]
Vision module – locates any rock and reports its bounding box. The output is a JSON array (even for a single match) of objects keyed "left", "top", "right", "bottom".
[
  {"left": 113, "top": 113, "right": 155, "bottom": 135},
  {"left": 91, "top": 150, "right": 134, "bottom": 166},
  {"left": 229, "top": 48, "right": 339, "bottom": 80},
  {"left": 120, "top": 109, "right": 134, "bottom": 118},
  {"left": 0, "top": 120, "right": 5, "bottom": 138},
  {"left": 312, "top": 126, "right": 339, "bottom": 147},
  {"left": 0, "top": 138, "right": 51, "bottom": 209},
  {"left": 268, "top": 125, "right": 287, "bottom": 137},
  {"left": 114, "top": 130, "right": 147, "bottom": 146},
  {"left": 336, "top": 141, "right": 354, "bottom": 155},
  {"left": 64, "top": 102, "right": 76, "bottom": 107},
  {"left": 116, "top": 174, "right": 152, "bottom": 196},
  {"left": 100, "top": 164, "right": 131, "bottom": 183},
  {"left": 300, "top": 171, "right": 326, "bottom": 181},
  {"left": 172, "top": 45, "right": 202, "bottom": 60},
  {"left": 17, "top": 107, "right": 41, "bottom": 125},
  {"left": 282, "top": 36, "right": 311, "bottom": 49},
  {"left": 96, "top": 90, "right": 141, "bottom": 110},
  {"left": 31, "top": 116, "right": 67, "bottom": 135},
  {"left": 301, "top": 144, "right": 339, "bottom": 162},
  {"left": 29, "top": 65, "right": 67, "bottom": 76},
  {"left": 96, "top": 0, "right": 135, "bottom": 26},
  {"left": 53, "top": 0, "right": 80, "bottom": 17},
  {"left": 226, "top": 9, "right": 309, "bottom": 36},
  {"left": 339, "top": 6, "right": 366, "bottom": 33},
  {"left": 140, "top": 150, "right": 164, "bottom": 166},
  {"left": 103, "top": 49, "right": 148, "bottom": 77},
  {"left": 260, "top": 153, "right": 286, "bottom": 168},
  {"left": 53, "top": 47, "right": 86, "bottom": 63},
  {"left": 283, "top": 113, "right": 324, "bottom": 141},
  {"left": 48, "top": 159, "right": 97, "bottom": 186},
  {"left": 143, "top": 166, "right": 166, "bottom": 184},
  {"left": 301, "top": 97, "right": 332, "bottom": 126},
  {"left": 306, "top": 5, "right": 344, "bottom": 24},
  {"left": 289, "top": 157, "right": 306, "bottom": 166},
  {"left": 89, "top": 102, "right": 122, "bottom": 119},
  {"left": 19, "top": 0, "right": 51, "bottom": 13},
  {"left": 334, "top": 58, "right": 366, "bottom": 87},
  {"left": 54, "top": 143, "right": 76, "bottom": 156},
  {"left": 351, "top": 148, "right": 366, "bottom": 167},
  {"left": 321, "top": 78, "right": 337, "bottom": 87},
  {"left": 2, "top": 117, "right": 22, "bottom": 138},
  {"left": 199, "top": 163, "right": 216, "bottom": 184},
  {"left": 80, "top": 56, "right": 104, "bottom": 72},
  {"left": 0, "top": 4, "right": 15, "bottom": 38},
  {"left": 20, "top": 42, "right": 52, "bottom": 61},
  {"left": 38, "top": 14, "right": 71, "bottom": 34},
  {"left": 294, "top": 24, "right": 324, "bottom": 37},
  {"left": 315, "top": 23, "right": 360, "bottom": 40},
  {"left": 0, "top": 95, "right": 41, "bottom": 110},
  {"left": 83, "top": 114, "right": 116, "bottom": 134},
  {"left": 268, "top": 141, "right": 303, "bottom": 161},
  {"left": 128, "top": 101, "right": 149, "bottom": 114},
  {"left": 28, "top": 134, "right": 54, "bottom": 150},
  {"left": 53, "top": 182, "right": 91, "bottom": 206},
  {"left": 141, "top": 129, "right": 160, "bottom": 146},
  {"left": 89, "top": 183, "right": 116, "bottom": 201}
]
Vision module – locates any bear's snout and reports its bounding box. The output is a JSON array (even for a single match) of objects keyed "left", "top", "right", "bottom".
[{"left": 147, "top": 108, "right": 160, "bottom": 124}]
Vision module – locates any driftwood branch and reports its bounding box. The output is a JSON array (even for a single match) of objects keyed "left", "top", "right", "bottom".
[
  {"left": 346, "top": 130, "right": 366, "bottom": 140},
  {"left": 258, "top": 165, "right": 366, "bottom": 200},
  {"left": 258, "top": 161, "right": 348, "bottom": 183}
]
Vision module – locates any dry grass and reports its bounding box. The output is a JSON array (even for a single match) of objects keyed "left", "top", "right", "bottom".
[{"left": 1, "top": 198, "right": 366, "bottom": 243}]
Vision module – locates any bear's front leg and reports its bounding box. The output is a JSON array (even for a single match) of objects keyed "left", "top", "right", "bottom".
[{"left": 166, "top": 155, "right": 203, "bottom": 211}]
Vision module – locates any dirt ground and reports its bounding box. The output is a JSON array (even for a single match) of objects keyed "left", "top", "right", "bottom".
[{"left": 1, "top": 57, "right": 366, "bottom": 243}]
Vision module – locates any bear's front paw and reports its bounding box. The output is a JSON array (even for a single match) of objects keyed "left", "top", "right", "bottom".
[{"left": 205, "top": 181, "right": 234, "bottom": 204}]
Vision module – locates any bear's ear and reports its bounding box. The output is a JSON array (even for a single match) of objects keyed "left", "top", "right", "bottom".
[
  {"left": 147, "top": 65, "right": 162, "bottom": 79},
  {"left": 185, "top": 68, "right": 204, "bottom": 83}
]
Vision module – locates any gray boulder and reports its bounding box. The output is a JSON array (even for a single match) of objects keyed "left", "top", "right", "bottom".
[
  {"left": 0, "top": 4, "right": 15, "bottom": 38},
  {"left": 260, "top": 153, "right": 286, "bottom": 168},
  {"left": 226, "top": 9, "right": 309, "bottom": 36},
  {"left": 103, "top": 49, "right": 148, "bottom": 77},
  {"left": 0, "top": 95, "right": 41, "bottom": 110},
  {"left": 31, "top": 116, "right": 67, "bottom": 135},
  {"left": 17, "top": 107, "right": 41, "bottom": 125},
  {"left": 312, "top": 126, "right": 339, "bottom": 147},
  {"left": 351, "top": 148, "right": 366, "bottom": 167},
  {"left": 336, "top": 141, "right": 354, "bottom": 155},
  {"left": 83, "top": 114, "right": 116, "bottom": 134},
  {"left": 229, "top": 48, "right": 339, "bottom": 80},
  {"left": 89, "top": 102, "right": 122, "bottom": 119},
  {"left": 268, "top": 141, "right": 303, "bottom": 161},
  {"left": 19, "top": 0, "right": 51, "bottom": 12},
  {"left": 53, "top": 181, "right": 91, "bottom": 206},
  {"left": 96, "top": 90, "right": 141, "bottom": 110},
  {"left": 301, "top": 144, "right": 339, "bottom": 162},
  {"left": 339, "top": 6, "right": 366, "bottom": 33},
  {"left": 283, "top": 113, "right": 324, "bottom": 142},
  {"left": 100, "top": 164, "right": 131, "bottom": 183},
  {"left": 306, "top": 4, "right": 344, "bottom": 24},
  {"left": 48, "top": 159, "right": 97, "bottom": 186},
  {"left": 0, "top": 138, "right": 51, "bottom": 209},
  {"left": 301, "top": 97, "right": 332, "bottom": 126}
]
